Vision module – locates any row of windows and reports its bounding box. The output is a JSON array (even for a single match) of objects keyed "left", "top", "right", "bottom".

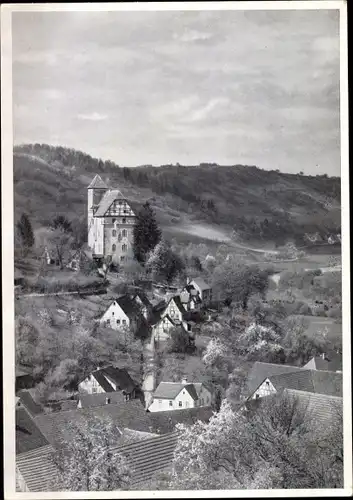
[
  {"left": 112, "top": 229, "right": 128, "bottom": 237},
  {"left": 106, "top": 318, "right": 127, "bottom": 326},
  {"left": 112, "top": 244, "right": 127, "bottom": 252},
  {"left": 111, "top": 217, "right": 133, "bottom": 224}
]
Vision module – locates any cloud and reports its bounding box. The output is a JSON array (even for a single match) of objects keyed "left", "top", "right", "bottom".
[
  {"left": 188, "top": 98, "right": 229, "bottom": 123},
  {"left": 77, "top": 112, "right": 108, "bottom": 121},
  {"left": 173, "top": 29, "right": 212, "bottom": 43}
]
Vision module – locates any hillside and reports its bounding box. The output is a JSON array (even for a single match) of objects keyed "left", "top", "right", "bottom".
[{"left": 13, "top": 144, "right": 341, "bottom": 247}]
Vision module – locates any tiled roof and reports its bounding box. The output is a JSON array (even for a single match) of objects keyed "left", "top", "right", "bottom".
[
  {"left": 78, "top": 391, "right": 125, "bottom": 409},
  {"left": 304, "top": 353, "right": 342, "bottom": 372},
  {"left": 147, "top": 406, "right": 214, "bottom": 434},
  {"left": 132, "top": 291, "right": 152, "bottom": 309},
  {"left": 16, "top": 407, "right": 50, "bottom": 455},
  {"left": 111, "top": 432, "right": 178, "bottom": 485},
  {"left": 283, "top": 389, "right": 343, "bottom": 429},
  {"left": 269, "top": 369, "right": 342, "bottom": 397},
  {"left": 153, "top": 382, "right": 199, "bottom": 401},
  {"left": 171, "top": 295, "right": 186, "bottom": 315},
  {"left": 191, "top": 277, "right": 211, "bottom": 291},
  {"left": 245, "top": 362, "right": 302, "bottom": 396},
  {"left": 94, "top": 189, "right": 126, "bottom": 216},
  {"left": 101, "top": 366, "right": 138, "bottom": 394},
  {"left": 115, "top": 294, "right": 141, "bottom": 319},
  {"left": 92, "top": 371, "right": 115, "bottom": 392},
  {"left": 87, "top": 174, "right": 108, "bottom": 189},
  {"left": 16, "top": 444, "right": 58, "bottom": 492},
  {"left": 17, "top": 390, "right": 43, "bottom": 416}
]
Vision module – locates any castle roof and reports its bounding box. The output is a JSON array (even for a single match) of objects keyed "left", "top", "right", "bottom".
[
  {"left": 94, "top": 189, "right": 126, "bottom": 217},
  {"left": 87, "top": 174, "right": 108, "bottom": 189}
]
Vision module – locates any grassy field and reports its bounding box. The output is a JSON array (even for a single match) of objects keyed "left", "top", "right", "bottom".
[{"left": 288, "top": 314, "right": 342, "bottom": 346}]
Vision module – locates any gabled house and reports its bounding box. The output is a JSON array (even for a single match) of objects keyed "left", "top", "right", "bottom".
[
  {"left": 100, "top": 294, "right": 145, "bottom": 331},
  {"left": 148, "top": 379, "right": 213, "bottom": 412},
  {"left": 179, "top": 286, "right": 203, "bottom": 312},
  {"left": 151, "top": 295, "right": 194, "bottom": 342},
  {"left": 243, "top": 361, "right": 302, "bottom": 399},
  {"left": 131, "top": 291, "right": 153, "bottom": 321},
  {"left": 249, "top": 369, "right": 342, "bottom": 401},
  {"left": 78, "top": 366, "right": 139, "bottom": 401},
  {"left": 188, "top": 277, "right": 212, "bottom": 305},
  {"left": 303, "top": 352, "right": 342, "bottom": 372}
]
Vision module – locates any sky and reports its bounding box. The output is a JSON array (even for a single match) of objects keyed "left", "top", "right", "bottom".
[{"left": 12, "top": 8, "right": 341, "bottom": 174}]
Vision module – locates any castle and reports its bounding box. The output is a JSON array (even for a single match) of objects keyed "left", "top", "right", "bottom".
[{"left": 87, "top": 174, "right": 137, "bottom": 263}]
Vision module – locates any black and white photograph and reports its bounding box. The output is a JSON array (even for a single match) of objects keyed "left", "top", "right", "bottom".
[{"left": 1, "top": 1, "right": 351, "bottom": 497}]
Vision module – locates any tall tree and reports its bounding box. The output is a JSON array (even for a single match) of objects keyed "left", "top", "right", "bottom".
[
  {"left": 16, "top": 213, "right": 35, "bottom": 253},
  {"left": 133, "top": 202, "right": 161, "bottom": 263},
  {"left": 50, "top": 416, "right": 131, "bottom": 491},
  {"left": 145, "top": 239, "right": 184, "bottom": 284}
]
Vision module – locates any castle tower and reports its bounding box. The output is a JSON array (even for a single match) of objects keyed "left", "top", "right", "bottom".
[{"left": 87, "top": 174, "right": 108, "bottom": 250}]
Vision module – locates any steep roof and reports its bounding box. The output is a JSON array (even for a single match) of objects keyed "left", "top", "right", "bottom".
[
  {"left": 147, "top": 406, "right": 213, "bottom": 433},
  {"left": 91, "top": 365, "right": 138, "bottom": 394},
  {"left": 153, "top": 382, "right": 200, "bottom": 401},
  {"left": 245, "top": 362, "right": 302, "bottom": 396},
  {"left": 191, "top": 277, "right": 211, "bottom": 291},
  {"left": 115, "top": 294, "right": 141, "bottom": 319},
  {"left": 94, "top": 189, "right": 127, "bottom": 217},
  {"left": 132, "top": 291, "right": 152, "bottom": 309},
  {"left": 87, "top": 174, "right": 108, "bottom": 189},
  {"left": 168, "top": 295, "right": 186, "bottom": 316},
  {"left": 283, "top": 389, "right": 343, "bottom": 429},
  {"left": 269, "top": 369, "right": 342, "bottom": 397},
  {"left": 16, "top": 407, "right": 50, "bottom": 455},
  {"left": 17, "top": 390, "right": 43, "bottom": 416},
  {"left": 16, "top": 444, "right": 58, "bottom": 492},
  {"left": 111, "top": 432, "right": 178, "bottom": 486}
]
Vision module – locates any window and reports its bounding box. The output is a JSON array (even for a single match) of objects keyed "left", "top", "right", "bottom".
[
  {"left": 112, "top": 244, "right": 116, "bottom": 252},
  {"left": 106, "top": 319, "right": 110, "bottom": 326},
  {"left": 122, "top": 218, "right": 126, "bottom": 223},
  {"left": 122, "top": 229, "right": 127, "bottom": 237},
  {"left": 117, "top": 319, "right": 121, "bottom": 325},
  {"left": 169, "top": 401, "right": 173, "bottom": 407},
  {"left": 112, "top": 230, "right": 116, "bottom": 237},
  {"left": 120, "top": 255, "right": 125, "bottom": 261},
  {"left": 178, "top": 401, "right": 183, "bottom": 407},
  {"left": 158, "top": 400, "right": 162, "bottom": 405},
  {"left": 122, "top": 244, "right": 127, "bottom": 252},
  {"left": 112, "top": 218, "right": 116, "bottom": 223},
  {"left": 92, "top": 387, "right": 97, "bottom": 393},
  {"left": 122, "top": 319, "right": 127, "bottom": 325},
  {"left": 118, "top": 201, "right": 122, "bottom": 205},
  {"left": 185, "top": 401, "right": 189, "bottom": 408},
  {"left": 112, "top": 312, "right": 115, "bottom": 316}
]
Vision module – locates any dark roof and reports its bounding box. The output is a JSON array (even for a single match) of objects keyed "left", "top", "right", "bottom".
[
  {"left": 191, "top": 277, "right": 211, "bottom": 291},
  {"left": 16, "top": 444, "right": 58, "bottom": 492},
  {"left": 245, "top": 362, "right": 302, "bottom": 396},
  {"left": 78, "top": 391, "right": 125, "bottom": 409},
  {"left": 304, "top": 353, "right": 342, "bottom": 372},
  {"left": 169, "top": 295, "right": 186, "bottom": 315},
  {"left": 153, "top": 382, "right": 199, "bottom": 401},
  {"left": 16, "top": 407, "right": 50, "bottom": 455},
  {"left": 147, "top": 406, "right": 214, "bottom": 434},
  {"left": 99, "top": 366, "right": 138, "bottom": 393},
  {"left": 92, "top": 371, "right": 115, "bottom": 392},
  {"left": 283, "top": 389, "right": 343, "bottom": 429},
  {"left": 115, "top": 294, "right": 141, "bottom": 319},
  {"left": 269, "top": 369, "right": 342, "bottom": 397},
  {"left": 87, "top": 174, "right": 108, "bottom": 189},
  {"left": 17, "top": 390, "right": 43, "bottom": 416},
  {"left": 132, "top": 291, "right": 152, "bottom": 309},
  {"left": 111, "top": 432, "right": 178, "bottom": 485}
]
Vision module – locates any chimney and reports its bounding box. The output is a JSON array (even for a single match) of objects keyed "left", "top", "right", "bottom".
[
  {"left": 105, "top": 397, "right": 111, "bottom": 405},
  {"left": 181, "top": 377, "right": 188, "bottom": 385}
]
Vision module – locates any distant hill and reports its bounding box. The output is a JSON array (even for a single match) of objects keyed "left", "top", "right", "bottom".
[{"left": 13, "top": 143, "right": 341, "bottom": 246}]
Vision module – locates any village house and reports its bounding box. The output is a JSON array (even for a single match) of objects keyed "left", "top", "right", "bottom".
[
  {"left": 87, "top": 174, "right": 138, "bottom": 263},
  {"left": 100, "top": 294, "right": 146, "bottom": 332},
  {"left": 131, "top": 291, "right": 153, "bottom": 321},
  {"left": 78, "top": 366, "right": 139, "bottom": 401},
  {"left": 187, "top": 277, "right": 212, "bottom": 305},
  {"left": 151, "top": 295, "right": 194, "bottom": 342},
  {"left": 248, "top": 369, "right": 342, "bottom": 401},
  {"left": 148, "top": 379, "right": 213, "bottom": 412},
  {"left": 303, "top": 352, "right": 342, "bottom": 372}
]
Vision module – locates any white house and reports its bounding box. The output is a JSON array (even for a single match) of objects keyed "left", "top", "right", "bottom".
[
  {"left": 78, "top": 366, "right": 138, "bottom": 400},
  {"left": 100, "top": 295, "right": 142, "bottom": 330},
  {"left": 188, "top": 277, "right": 212, "bottom": 305},
  {"left": 148, "top": 379, "right": 213, "bottom": 412},
  {"left": 87, "top": 174, "right": 138, "bottom": 264},
  {"left": 160, "top": 296, "right": 185, "bottom": 323}
]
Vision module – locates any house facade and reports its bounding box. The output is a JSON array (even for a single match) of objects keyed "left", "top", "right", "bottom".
[
  {"left": 78, "top": 366, "right": 138, "bottom": 400},
  {"left": 148, "top": 380, "right": 213, "bottom": 412},
  {"left": 188, "top": 277, "right": 212, "bottom": 305},
  {"left": 87, "top": 174, "right": 137, "bottom": 263},
  {"left": 100, "top": 295, "right": 142, "bottom": 331}
]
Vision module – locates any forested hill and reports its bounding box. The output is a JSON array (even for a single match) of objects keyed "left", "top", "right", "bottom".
[{"left": 13, "top": 143, "right": 341, "bottom": 246}]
